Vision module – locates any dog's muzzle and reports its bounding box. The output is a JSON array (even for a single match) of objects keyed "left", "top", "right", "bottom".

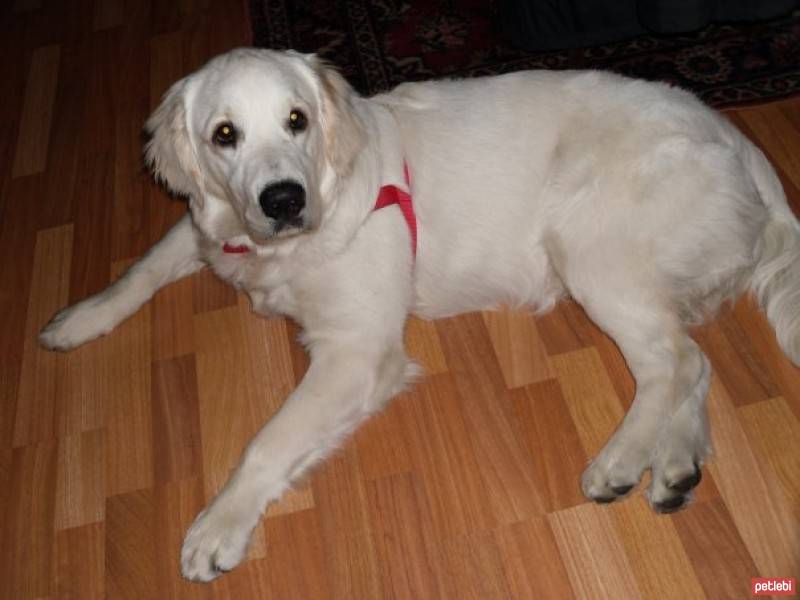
[{"left": 258, "top": 180, "right": 305, "bottom": 224}]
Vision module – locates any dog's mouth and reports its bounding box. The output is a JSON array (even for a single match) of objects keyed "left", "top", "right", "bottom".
[
  {"left": 273, "top": 217, "right": 305, "bottom": 234},
  {"left": 244, "top": 215, "right": 313, "bottom": 244}
]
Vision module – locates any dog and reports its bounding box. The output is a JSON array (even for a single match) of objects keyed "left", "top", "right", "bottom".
[{"left": 39, "top": 48, "right": 800, "bottom": 582}]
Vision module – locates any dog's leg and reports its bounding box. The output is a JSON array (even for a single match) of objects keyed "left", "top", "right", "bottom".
[
  {"left": 567, "top": 268, "right": 710, "bottom": 512},
  {"left": 180, "top": 340, "right": 414, "bottom": 582},
  {"left": 39, "top": 213, "right": 203, "bottom": 350},
  {"left": 647, "top": 347, "right": 710, "bottom": 511}
]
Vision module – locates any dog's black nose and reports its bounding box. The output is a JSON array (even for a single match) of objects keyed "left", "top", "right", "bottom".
[{"left": 259, "top": 181, "right": 305, "bottom": 221}]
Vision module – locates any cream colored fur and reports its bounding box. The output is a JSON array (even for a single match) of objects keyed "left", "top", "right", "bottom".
[{"left": 39, "top": 48, "right": 800, "bottom": 582}]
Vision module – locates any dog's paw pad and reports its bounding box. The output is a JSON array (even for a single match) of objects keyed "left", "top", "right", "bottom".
[
  {"left": 649, "top": 462, "right": 702, "bottom": 514},
  {"left": 652, "top": 494, "right": 687, "bottom": 514},
  {"left": 581, "top": 453, "right": 646, "bottom": 505},
  {"left": 585, "top": 482, "right": 638, "bottom": 505},
  {"left": 610, "top": 483, "right": 635, "bottom": 496},
  {"left": 666, "top": 464, "right": 702, "bottom": 494},
  {"left": 591, "top": 494, "right": 620, "bottom": 504}
]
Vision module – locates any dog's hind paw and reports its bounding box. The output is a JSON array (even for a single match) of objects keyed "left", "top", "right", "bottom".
[
  {"left": 648, "top": 462, "right": 703, "bottom": 513},
  {"left": 647, "top": 428, "right": 708, "bottom": 513},
  {"left": 581, "top": 453, "right": 646, "bottom": 504},
  {"left": 580, "top": 424, "right": 654, "bottom": 504}
]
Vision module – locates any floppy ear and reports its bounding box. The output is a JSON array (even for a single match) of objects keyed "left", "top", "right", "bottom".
[
  {"left": 312, "top": 59, "right": 365, "bottom": 176},
  {"left": 144, "top": 77, "right": 203, "bottom": 198}
]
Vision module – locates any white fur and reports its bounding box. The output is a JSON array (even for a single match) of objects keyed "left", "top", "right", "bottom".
[{"left": 39, "top": 48, "right": 800, "bottom": 582}]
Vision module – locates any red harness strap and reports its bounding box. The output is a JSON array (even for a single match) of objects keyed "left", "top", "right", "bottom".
[{"left": 373, "top": 162, "right": 417, "bottom": 256}]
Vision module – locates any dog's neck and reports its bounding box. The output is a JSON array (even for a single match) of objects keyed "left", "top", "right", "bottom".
[
  {"left": 235, "top": 99, "right": 409, "bottom": 278},
  {"left": 280, "top": 99, "right": 408, "bottom": 259},
  {"left": 371, "top": 103, "right": 408, "bottom": 194}
]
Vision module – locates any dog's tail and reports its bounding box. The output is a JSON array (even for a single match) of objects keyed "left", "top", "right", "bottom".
[{"left": 745, "top": 142, "right": 800, "bottom": 365}]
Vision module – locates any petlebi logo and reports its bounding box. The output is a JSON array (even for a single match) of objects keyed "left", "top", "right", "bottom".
[{"left": 752, "top": 577, "right": 796, "bottom": 596}]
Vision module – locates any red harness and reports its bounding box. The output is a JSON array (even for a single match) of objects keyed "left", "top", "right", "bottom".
[
  {"left": 222, "top": 242, "right": 251, "bottom": 253},
  {"left": 372, "top": 162, "right": 417, "bottom": 256},
  {"left": 223, "top": 164, "right": 417, "bottom": 256}
]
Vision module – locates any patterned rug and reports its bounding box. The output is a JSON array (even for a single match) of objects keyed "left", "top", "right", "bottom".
[{"left": 249, "top": 0, "right": 800, "bottom": 108}]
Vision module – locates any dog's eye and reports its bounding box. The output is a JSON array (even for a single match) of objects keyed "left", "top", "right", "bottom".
[
  {"left": 213, "top": 122, "right": 237, "bottom": 147},
  {"left": 288, "top": 109, "right": 308, "bottom": 134}
]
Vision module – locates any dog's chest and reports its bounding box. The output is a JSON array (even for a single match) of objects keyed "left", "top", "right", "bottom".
[
  {"left": 207, "top": 251, "right": 299, "bottom": 318},
  {"left": 208, "top": 252, "right": 257, "bottom": 289}
]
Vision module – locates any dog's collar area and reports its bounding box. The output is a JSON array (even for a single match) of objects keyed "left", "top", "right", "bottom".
[
  {"left": 222, "top": 242, "right": 251, "bottom": 254},
  {"left": 222, "top": 163, "right": 416, "bottom": 257},
  {"left": 373, "top": 161, "right": 417, "bottom": 256}
]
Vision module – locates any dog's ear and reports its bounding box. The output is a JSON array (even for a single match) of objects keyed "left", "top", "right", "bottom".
[
  {"left": 312, "top": 59, "right": 365, "bottom": 176},
  {"left": 144, "top": 77, "right": 203, "bottom": 197}
]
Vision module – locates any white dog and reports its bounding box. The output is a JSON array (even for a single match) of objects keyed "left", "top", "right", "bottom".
[{"left": 39, "top": 48, "right": 800, "bottom": 581}]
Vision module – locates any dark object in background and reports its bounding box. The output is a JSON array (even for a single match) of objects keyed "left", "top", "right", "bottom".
[
  {"left": 500, "top": 0, "right": 798, "bottom": 51},
  {"left": 250, "top": 0, "right": 800, "bottom": 108},
  {"left": 640, "top": 0, "right": 797, "bottom": 33}
]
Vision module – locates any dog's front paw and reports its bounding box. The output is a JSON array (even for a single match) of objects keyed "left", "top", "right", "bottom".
[
  {"left": 39, "top": 295, "right": 116, "bottom": 351},
  {"left": 181, "top": 500, "right": 258, "bottom": 582}
]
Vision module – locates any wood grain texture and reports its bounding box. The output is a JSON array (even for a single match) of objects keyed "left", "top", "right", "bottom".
[
  {"left": 514, "top": 381, "right": 589, "bottom": 512},
  {"left": 437, "top": 314, "right": 547, "bottom": 522},
  {"left": 494, "top": 517, "right": 576, "bottom": 599},
  {"left": 103, "top": 260, "right": 154, "bottom": 497},
  {"left": 549, "top": 503, "right": 643, "bottom": 600},
  {"left": 551, "top": 347, "right": 626, "bottom": 457},
  {"left": 12, "top": 44, "right": 59, "bottom": 177},
  {"left": 732, "top": 296, "right": 800, "bottom": 419},
  {"left": 365, "top": 471, "right": 443, "bottom": 599},
  {"left": 438, "top": 529, "right": 514, "bottom": 600},
  {"left": 1, "top": 441, "right": 58, "bottom": 600},
  {"left": 13, "top": 224, "right": 73, "bottom": 446},
  {"left": 56, "top": 334, "right": 108, "bottom": 438},
  {"left": 536, "top": 299, "right": 595, "bottom": 355},
  {"left": 738, "top": 397, "right": 800, "bottom": 520},
  {"left": 55, "top": 428, "right": 104, "bottom": 530},
  {"left": 737, "top": 105, "right": 800, "bottom": 191},
  {"left": 704, "top": 375, "right": 800, "bottom": 577},
  {"left": 152, "top": 275, "right": 196, "bottom": 360},
  {"left": 395, "top": 375, "right": 498, "bottom": 538},
  {"left": 312, "top": 444, "right": 382, "bottom": 600},
  {"left": 483, "top": 307, "right": 555, "bottom": 387},
  {"left": 355, "top": 399, "right": 413, "bottom": 481},
  {"left": 1, "top": 2, "right": 799, "bottom": 597},
  {"left": 38, "top": 39, "right": 90, "bottom": 230},
  {"left": 192, "top": 268, "right": 239, "bottom": 314},
  {"left": 404, "top": 315, "right": 448, "bottom": 376},
  {"left": 610, "top": 497, "right": 705, "bottom": 600},
  {"left": 260, "top": 508, "right": 331, "bottom": 600},
  {"left": 672, "top": 499, "right": 761, "bottom": 600},
  {"left": 151, "top": 355, "right": 203, "bottom": 484},
  {"left": 54, "top": 522, "right": 105, "bottom": 600},
  {"left": 693, "top": 314, "right": 777, "bottom": 407},
  {"left": 106, "top": 489, "right": 158, "bottom": 600},
  {"left": 153, "top": 478, "right": 213, "bottom": 600},
  {"left": 92, "top": 0, "right": 124, "bottom": 31}
]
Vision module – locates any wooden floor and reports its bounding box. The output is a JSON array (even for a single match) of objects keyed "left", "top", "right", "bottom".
[{"left": 1, "top": 1, "right": 799, "bottom": 598}]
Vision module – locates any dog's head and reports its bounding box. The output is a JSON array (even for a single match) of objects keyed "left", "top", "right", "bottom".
[{"left": 145, "top": 48, "right": 365, "bottom": 244}]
